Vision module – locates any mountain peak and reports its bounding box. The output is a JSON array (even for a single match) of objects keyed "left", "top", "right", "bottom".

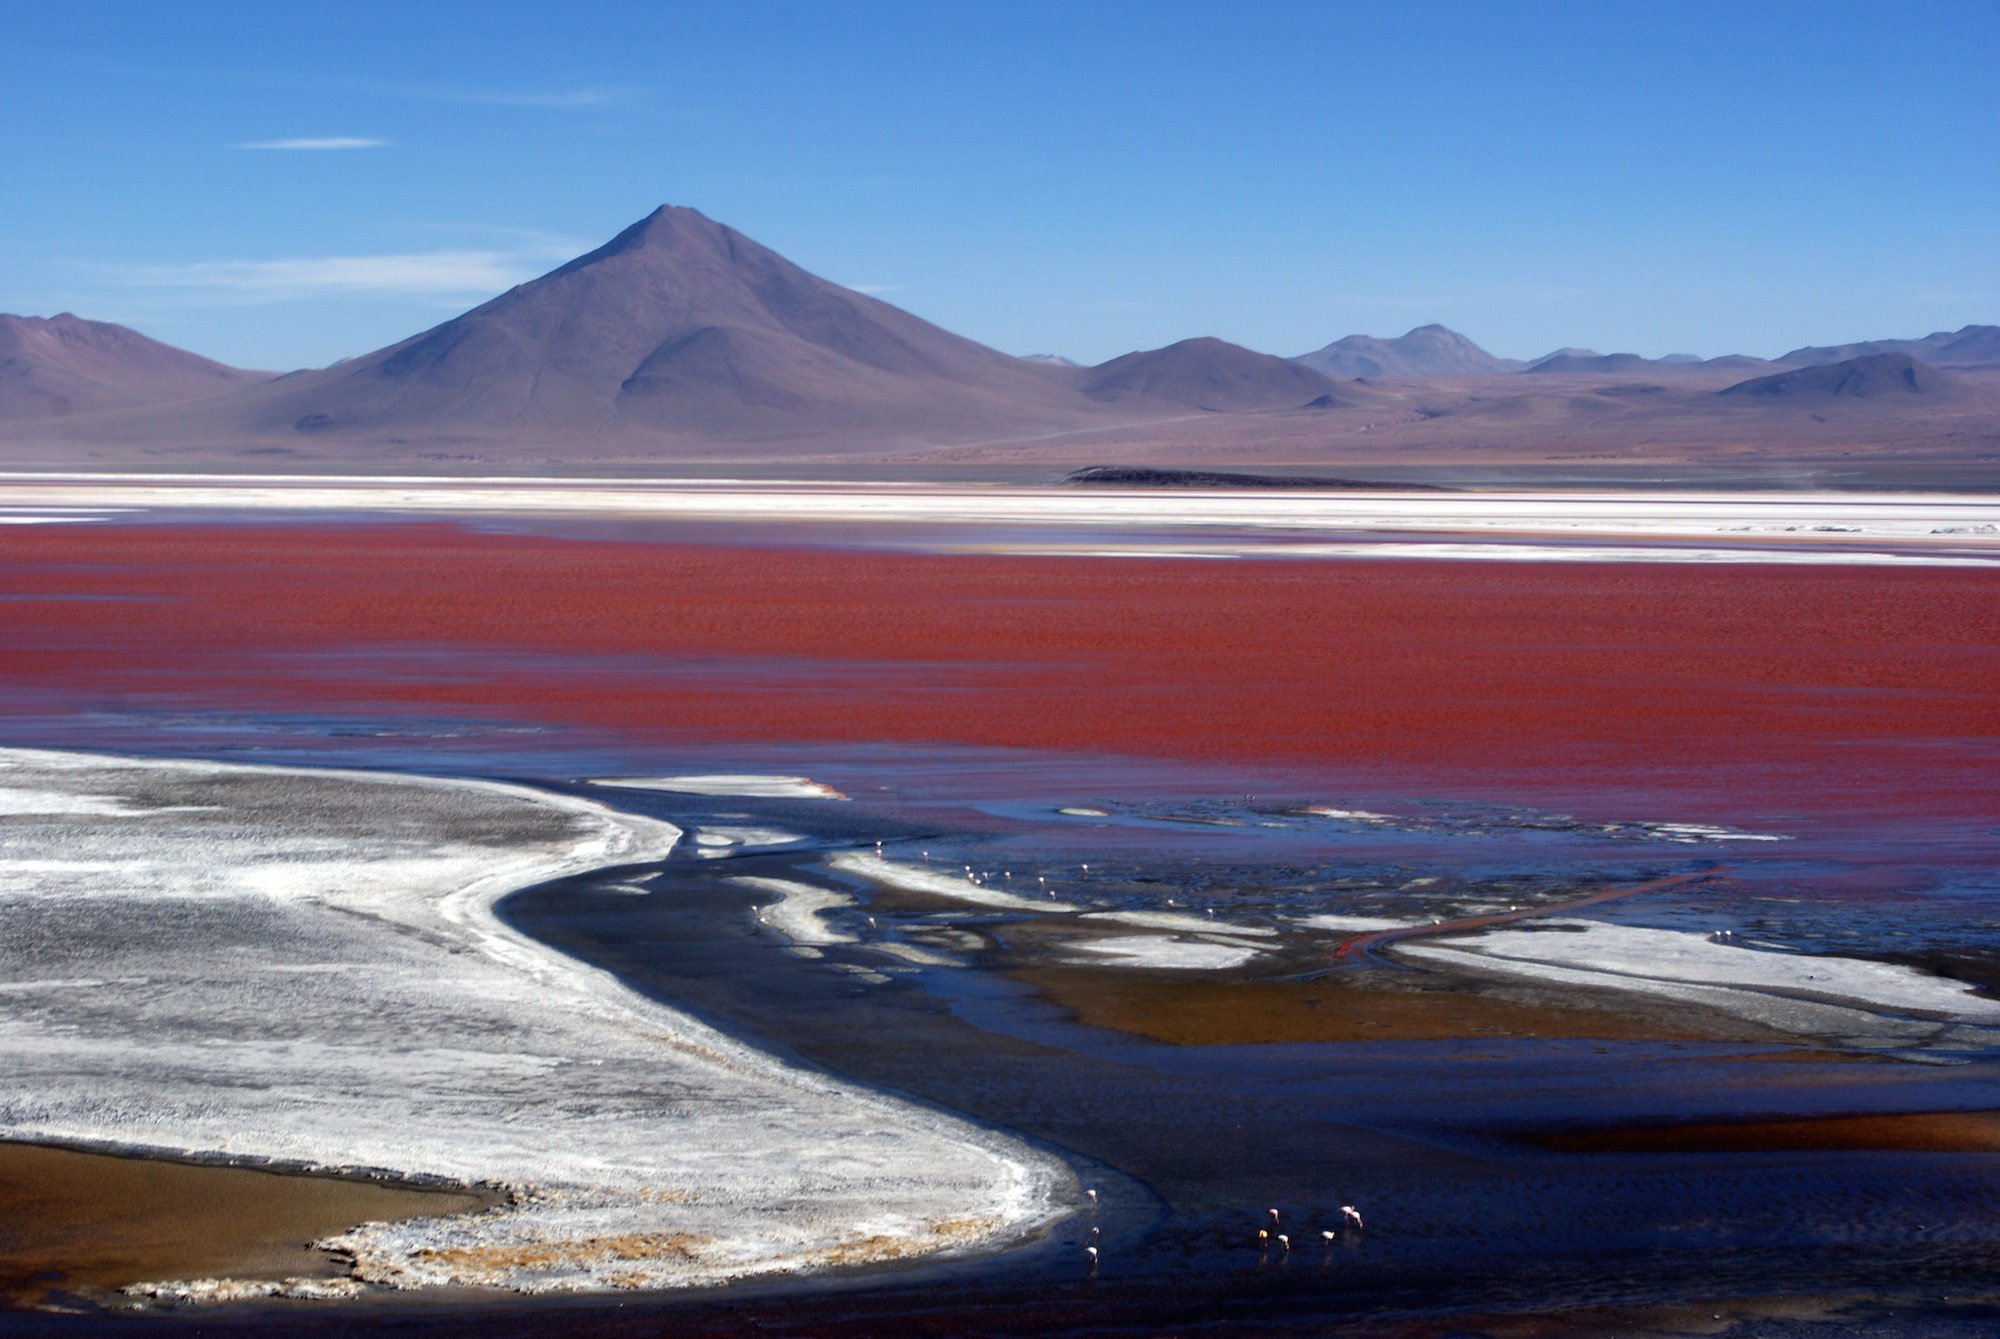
[
  {"left": 1294, "top": 325, "right": 1509, "bottom": 379},
  {"left": 1083, "top": 337, "right": 1340, "bottom": 411},
  {"left": 216, "top": 204, "right": 1098, "bottom": 444}
]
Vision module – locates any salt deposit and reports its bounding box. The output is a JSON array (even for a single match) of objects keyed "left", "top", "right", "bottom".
[
  {"left": 1069, "top": 936, "right": 1261, "bottom": 971},
  {"left": 1081, "top": 910, "right": 1277, "bottom": 936},
  {"left": 587, "top": 774, "right": 848, "bottom": 800},
  {"left": 0, "top": 749, "right": 1067, "bottom": 1298},
  {"left": 734, "top": 876, "right": 858, "bottom": 945},
  {"left": 2, "top": 476, "right": 1997, "bottom": 566},
  {"left": 828, "top": 851, "right": 1080, "bottom": 912},
  {"left": 1296, "top": 914, "right": 1422, "bottom": 933},
  {"left": 1402, "top": 920, "right": 2000, "bottom": 1047}
]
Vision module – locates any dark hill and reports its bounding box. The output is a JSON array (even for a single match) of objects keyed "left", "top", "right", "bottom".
[
  {"left": 1525, "top": 352, "right": 1657, "bottom": 375},
  {"left": 1720, "top": 352, "right": 1964, "bottom": 401},
  {"left": 1082, "top": 337, "right": 1341, "bottom": 411},
  {"left": 1935, "top": 326, "right": 2000, "bottom": 367}
]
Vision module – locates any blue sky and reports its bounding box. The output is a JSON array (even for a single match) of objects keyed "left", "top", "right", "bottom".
[{"left": 3, "top": 1, "right": 1996, "bottom": 370}]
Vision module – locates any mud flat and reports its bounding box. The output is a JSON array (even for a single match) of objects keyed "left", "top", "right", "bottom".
[
  {"left": 0, "top": 748, "right": 1067, "bottom": 1302},
  {"left": 0, "top": 1142, "right": 491, "bottom": 1308}
]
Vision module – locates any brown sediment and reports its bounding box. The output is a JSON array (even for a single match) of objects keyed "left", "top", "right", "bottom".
[
  {"left": 0, "top": 1141, "right": 491, "bottom": 1309},
  {"left": 408, "top": 1232, "right": 707, "bottom": 1276},
  {"left": 1011, "top": 967, "right": 1791, "bottom": 1046},
  {"left": 1528, "top": 1109, "right": 2000, "bottom": 1155}
]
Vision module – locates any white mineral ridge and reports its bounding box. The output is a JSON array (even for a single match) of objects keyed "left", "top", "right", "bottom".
[
  {"left": 8, "top": 478, "right": 1997, "bottom": 567},
  {"left": 1402, "top": 920, "right": 2000, "bottom": 1040},
  {"left": 733, "top": 876, "right": 858, "bottom": 945},
  {"left": 828, "top": 851, "right": 1080, "bottom": 913},
  {"left": 0, "top": 748, "right": 1066, "bottom": 1296},
  {"left": 1069, "top": 936, "right": 1259, "bottom": 971},
  {"left": 587, "top": 774, "right": 848, "bottom": 800},
  {"left": 1080, "top": 910, "right": 1276, "bottom": 937},
  {"left": 1295, "top": 914, "right": 1421, "bottom": 933}
]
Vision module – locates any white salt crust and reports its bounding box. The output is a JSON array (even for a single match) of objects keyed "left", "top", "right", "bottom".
[{"left": 0, "top": 749, "right": 1067, "bottom": 1299}]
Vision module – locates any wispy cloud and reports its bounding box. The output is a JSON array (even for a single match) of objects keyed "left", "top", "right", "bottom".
[
  {"left": 234, "top": 137, "right": 387, "bottom": 151},
  {"left": 112, "top": 246, "right": 575, "bottom": 303},
  {"left": 848, "top": 284, "right": 906, "bottom": 295},
  {"left": 415, "top": 83, "right": 634, "bottom": 108}
]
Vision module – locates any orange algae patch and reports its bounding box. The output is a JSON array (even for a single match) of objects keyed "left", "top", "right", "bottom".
[
  {"left": 1015, "top": 968, "right": 1792, "bottom": 1047},
  {"left": 1533, "top": 1110, "right": 2000, "bottom": 1155},
  {"left": 408, "top": 1232, "right": 708, "bottom": 1276}
]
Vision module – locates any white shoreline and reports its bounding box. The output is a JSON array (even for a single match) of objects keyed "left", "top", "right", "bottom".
[
  {"left": 0, "top": 748, "right": 1070, "bottom": 1298},
  {"left": 0, "top": 476, "right": 1995, "bottom": 565}
]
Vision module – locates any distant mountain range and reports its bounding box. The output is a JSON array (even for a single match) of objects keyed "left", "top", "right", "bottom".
[
  {"left": 1776, "top": 324, "right": 2000, "bottom": 369},
  {"left": 0, "top": 204, "right": 1993, "bottom": 473}
]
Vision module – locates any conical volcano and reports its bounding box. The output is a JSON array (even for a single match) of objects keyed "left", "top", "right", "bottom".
[{"left": 230, "top": 205, "right": 1093, "bottom": 447}]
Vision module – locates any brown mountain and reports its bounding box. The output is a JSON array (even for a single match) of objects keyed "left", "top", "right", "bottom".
[
  {"left": 0, "top": 313, "right": 267, "bottom": 421},
  {"left": 1719, "top": 353, "right": 1965, "bottom": 402},
  {"left": 1082, "top": 337, "right": 1343, "bottom": 411},
  {"left": 180, "top": 205, "right": 1101, "bottom": 448},
  {"left": 1293, "top": 324, "right": 1513, "bottom": 379}
]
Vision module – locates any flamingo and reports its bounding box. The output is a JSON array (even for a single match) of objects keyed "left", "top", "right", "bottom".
[{"left": 1340, "top": 1204, "right": 1364, "bottom": 1232}]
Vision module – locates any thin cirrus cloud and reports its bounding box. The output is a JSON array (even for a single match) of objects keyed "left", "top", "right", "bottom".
[
  {"left": 113, "top": 247, "right": 575, "bottom": 304},
  {"left": 234, "top": 137, "right": 387, "bottom": 151}
]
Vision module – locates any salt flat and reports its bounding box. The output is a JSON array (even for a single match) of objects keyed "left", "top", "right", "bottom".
[
  {"left": 1403, "top": 920, "right": 2000, "bottom": 1053},
  {"left": 0, "top": 749, "right": 1067, "bottom": 1299},
  {"left": 0, "top": 474, "right": 1996, "bottom": 563}
]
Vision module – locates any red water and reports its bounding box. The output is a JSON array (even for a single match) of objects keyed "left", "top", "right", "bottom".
[{"left": 1, "top": 520, "right": 1994, "bottom": 827}]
